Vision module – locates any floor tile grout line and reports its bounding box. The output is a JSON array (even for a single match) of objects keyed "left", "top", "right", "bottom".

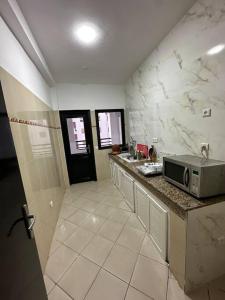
[
  {"left": 122, "top": 233, "right": 145, "bottom": 300},
  {"left": 138, "top": 252, "right": 169, "bottom": 267},
  {"left": 46, "top": 248, "right": 79, "bottom": 286},
  {"left": 44, "top": 274, "right": 55, "bottom": 295},
  {"left": 51, "top": 283, "right": 74, "bottom": 300},
  {"left": 63, "top": 201, "right": 131, "bottom": 300},
  {"left": 62, "top": 201, "right": 128, "bottom": 243},
  {"left": 81, "top": 223, "right": 134, "bottom": 300},
  {"left": 50, "top": 180, "right": 165, "bottom": 300},
  {"left": 63, "top": 188, "right": 132, "bottom": 211},
  {"left": 53, "top": 206, "right": 128, "bottom": 254},
  {"left": 81, "top": 240, "right": 117, "bottom": 299},
  {"left": 48, "top": 239, "right": 166, "bottom": 300},
  {"left": 65, "top": 212, "right": 108, "bottom": 233},
  {"left": 48, "top": 240, "right": 62, "bottom": 257},
  {"left": 62, "top": 227, "right": 96, "bottom": 256},
  {"left": 53, "top": 250, "right": 93, "bottom": 299},
  {"left": 128, "top": 285, "right": 155, "bottom": 300}
]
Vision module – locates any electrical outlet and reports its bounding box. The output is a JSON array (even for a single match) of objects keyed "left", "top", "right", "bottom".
[
  {"left": 200, "top": 143, "right": 209, "bottom": 151},
  {"left": 49, "top": 200, "right": 54, "bottom": 208},
  {"left": 202, "top": 108, "right": 211, "bottom": 118},
  {"left": 152, "top": 138, "right": 158, "bottom": 143}
]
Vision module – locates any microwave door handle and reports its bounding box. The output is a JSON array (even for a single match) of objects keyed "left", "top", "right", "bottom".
[{"left": 183, "top": 168, "right": 190, "bottom": 187}]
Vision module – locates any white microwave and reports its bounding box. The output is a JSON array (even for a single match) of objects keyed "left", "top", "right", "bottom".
[{"left": 163, "top": 155, "right": 225, "bottom": 198}]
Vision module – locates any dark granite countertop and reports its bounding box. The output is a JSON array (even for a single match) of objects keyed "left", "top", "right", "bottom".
[{"left": 110, "top": 154, "right": 225, "bottom": 219}]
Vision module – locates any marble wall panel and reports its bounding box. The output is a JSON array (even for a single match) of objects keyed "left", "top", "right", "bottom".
[
  {"left": 125, "top": 0, "right": 225, "bottom": 161},
  {"left": 186, "top": 201, "right": 225, "bottom": 291}
]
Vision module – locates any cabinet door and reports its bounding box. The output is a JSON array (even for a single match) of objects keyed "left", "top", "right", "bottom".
[
  {"left": 118, "top": 167, "right": 123, "bottom": 190},
  {"left": 109, "top": 159, "right": 114, "bottom": 180},
  {"left": 149, "top": 197, "right": 168, "bottom": 260},
  {"left": 119, "top": 169, "right": 125, "bottom": 197},
  {"left": 115, "top": 165, "right": 120, "bottom": 188},
  {"left": 113, "top": 163, "right": 118, "bottom": 186},
  {"left": 135, "top": 183, "right": 150, "bottom": 231},
  {"left": 123, "top": 172, "right": 135, "bottom": 211}
]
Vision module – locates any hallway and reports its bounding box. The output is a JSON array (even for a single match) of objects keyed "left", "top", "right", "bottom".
[{"left": 44, "top": 179, "right": 210, "bottom": 300}]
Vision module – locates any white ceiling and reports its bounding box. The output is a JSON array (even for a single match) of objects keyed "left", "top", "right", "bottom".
[{"left": 1, "top": 0, "right": 196, "bottom": 84}]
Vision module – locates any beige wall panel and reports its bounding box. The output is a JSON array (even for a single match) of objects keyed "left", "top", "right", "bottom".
[
  {"left": 91, "top": 111, "right": 111, "bottom": 181},
  {"left": 0, "top": 67, "right": 66, "bottom": 270}
]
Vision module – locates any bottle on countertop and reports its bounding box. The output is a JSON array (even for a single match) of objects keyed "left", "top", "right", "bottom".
[
  {"left": 137, "top": 151, "right": 142, "bottom": 160},
  {"left": 149, "top": 145, "right": 157, "bottom": 162}
]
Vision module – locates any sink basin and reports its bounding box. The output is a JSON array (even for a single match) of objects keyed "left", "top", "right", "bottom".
[{"left": 118, "top": 153, "right": 138, "bottom": 163}]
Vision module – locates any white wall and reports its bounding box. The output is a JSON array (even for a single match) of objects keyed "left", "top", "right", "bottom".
[
  {"left": 0, "top": 17, "right": 52, "bottom": 107},
  {"left": 52, "top": 83, "right": 125, "bottom": 110}
]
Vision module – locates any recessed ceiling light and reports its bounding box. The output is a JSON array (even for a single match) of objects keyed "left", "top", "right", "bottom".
[
  {"left": 207, "top": 44, "right": 225, "bottom": 55},
  {"left": 74, "top": 22, "right": 101, "bottom": 46}
]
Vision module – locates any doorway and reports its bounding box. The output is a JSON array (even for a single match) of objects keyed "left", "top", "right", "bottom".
[{"left": 60, "top": 110, "right": 97, "bottom": 184}]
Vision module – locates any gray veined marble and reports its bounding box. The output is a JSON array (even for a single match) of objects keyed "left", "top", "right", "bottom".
[{"left": 125, "top": 0, "right": 225, "bottom": 162}]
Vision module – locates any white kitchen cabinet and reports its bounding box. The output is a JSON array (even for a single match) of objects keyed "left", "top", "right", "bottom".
[
  {"left": 149, "top": 196, "right": 168, "bottom": 260},
  {"left": 123, "top": 171, "right": 135, "bottom": 212},
  {"left": 113, "top": 163, "right": 119, "bottom": 187},
  {"left": 109, "top": 158, "right": 168, "bottom": 261},
  {"left": 117, "top": 167, "right": 124, "bottom": 191},
  {"left": 135, "top": 183, "right": 150, "bottom": 231},
  {"left": 109, "top": 159, "right": 114, "bottom": 181},
  {"left": 111, "top": 161, "right": 124, "bottom": 192},
  {"left": 118, "top": 168, "right": 125, "bottom": 196}
]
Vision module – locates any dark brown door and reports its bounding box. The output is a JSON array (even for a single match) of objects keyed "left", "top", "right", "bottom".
[
  {"left": 60, "top": 110, "right": 97, "bottom": 184},
  {"left": 0, "top": 83, "right": 47, "bottom": 300}
]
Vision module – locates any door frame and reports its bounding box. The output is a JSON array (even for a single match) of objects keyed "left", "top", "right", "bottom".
[{"left": 60, "top": 110, "right": 97, "bottom": 184}]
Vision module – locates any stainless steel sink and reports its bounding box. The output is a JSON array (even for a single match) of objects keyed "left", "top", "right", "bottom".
[{"left": 118, "top": 153, "right": 138, "bottom": 163}]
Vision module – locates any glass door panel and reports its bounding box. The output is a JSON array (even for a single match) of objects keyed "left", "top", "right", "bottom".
[{"left": 66, "top": 117, "right": 87, "bottom": 154}]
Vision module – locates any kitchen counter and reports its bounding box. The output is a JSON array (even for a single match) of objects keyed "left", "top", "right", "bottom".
[{"left": 109, "top": 154, "right": 225, "bottom": 219}]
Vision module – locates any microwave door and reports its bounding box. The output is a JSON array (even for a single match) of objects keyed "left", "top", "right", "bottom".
[{"left": 164, "top": 161, "right": 190, "bottom": 192}]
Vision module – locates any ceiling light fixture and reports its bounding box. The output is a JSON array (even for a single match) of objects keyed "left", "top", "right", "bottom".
[
  {"left": 207, "top": 44, "right": 225, "bottom": 56},
  {"left": 74, "top": 22, "right": 101, "bottom": 46}
]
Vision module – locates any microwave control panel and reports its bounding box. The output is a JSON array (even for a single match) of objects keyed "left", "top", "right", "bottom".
[{"left": 191, "top": 170, "right": 200, "bottom": 195}]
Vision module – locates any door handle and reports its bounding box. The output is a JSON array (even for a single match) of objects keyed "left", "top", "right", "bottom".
[
  {"left": 28, "top": 215, "right": 35, "bottom": 231},
  {"left": 7, "top": 204, "right": 35, "bottom": 239},
  {"left": 183, "top": 168, "right": 189, "bottom": 187}
]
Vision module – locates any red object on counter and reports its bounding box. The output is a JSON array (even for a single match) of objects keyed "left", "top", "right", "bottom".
[{"left": 136, "top": 144, "right": 148, "bottom": 158}]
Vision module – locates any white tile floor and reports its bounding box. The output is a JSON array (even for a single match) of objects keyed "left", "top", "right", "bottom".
[{"left": 45, "top": 179, "right": 225, "bottom": 300}]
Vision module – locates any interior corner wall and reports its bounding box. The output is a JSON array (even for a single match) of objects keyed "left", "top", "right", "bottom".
[{"left": 0, "top": 17, "right": 52, "bottom": 108}]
